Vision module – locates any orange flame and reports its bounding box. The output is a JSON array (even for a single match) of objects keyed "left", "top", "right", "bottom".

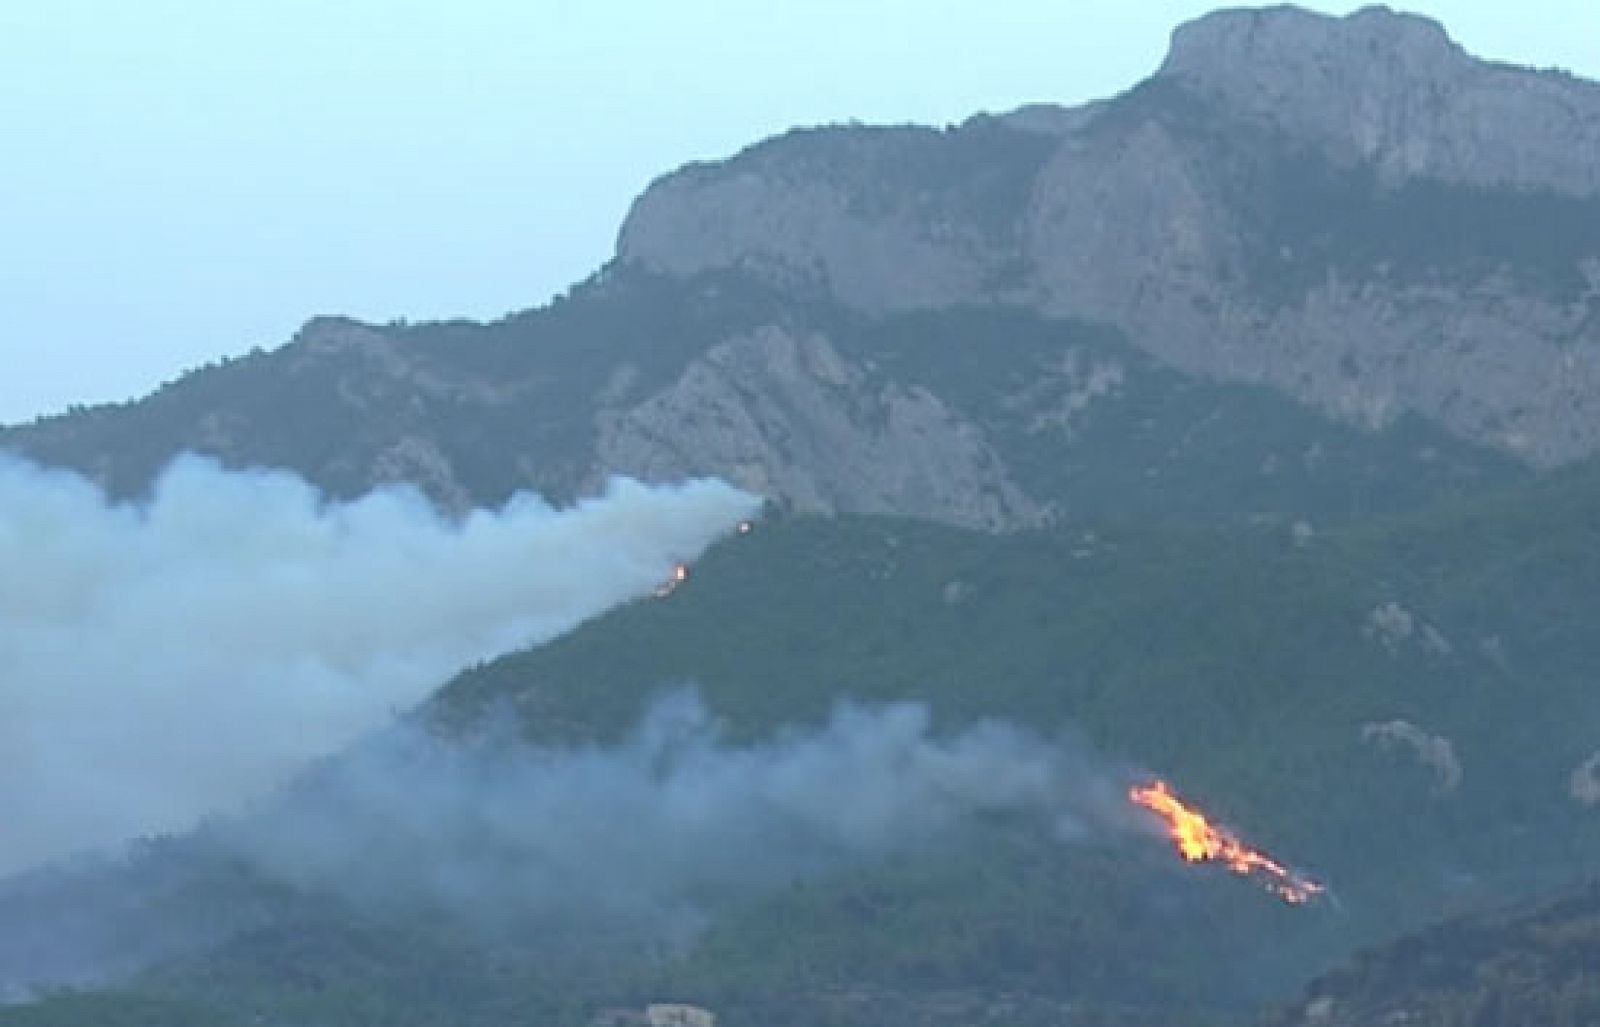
[
  {"left": 1129, "top": 780, "right": 1324, "bottom": 905},
  {"left": 653, "top": 563, "right": 690, "bottom": 599}
]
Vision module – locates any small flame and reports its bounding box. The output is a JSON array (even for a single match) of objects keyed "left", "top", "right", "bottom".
[
  {"left": 1129, "top": 780, "right": 1323, "bottom": 905},
  {"left": 653, "top": 563, "right": 690, "bottom": 599}
]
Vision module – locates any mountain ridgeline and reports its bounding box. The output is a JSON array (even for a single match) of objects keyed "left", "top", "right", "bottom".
[
  {"left": 11, "top": 8, "right": 1600, "bottom": 526},
  {"left": 7, "top": 469, "right": 1600, "bottom": 1026},
  {"left": 4, "top": 5, "right": 1600, "bottom": 1027}
]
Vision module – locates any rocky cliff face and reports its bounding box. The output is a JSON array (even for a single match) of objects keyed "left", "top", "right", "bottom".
[
  {"left": 618, "top": 5, "right": 1600, "bottom": 467},
  {"left": 2, "top": 270, "right": 1516, "bottom": 531},
  {"left": 615, "top": 120, "right": 1054, "bottom": 312},
  {"left": 1, "top": 5, "right": 1583, "bottom": 526},
  {"left": 1022, "top": 94, "right": 1600, "bottom": 466},
  {"left": 1161, "top": 6, "right": 1600, "bottom": 195},
  {"left": 591, "top": 326, "right": 1046, "bottom": 530}
]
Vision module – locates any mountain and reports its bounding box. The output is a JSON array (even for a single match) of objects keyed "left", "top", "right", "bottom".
[
  {"left": 1270, "top": 884, "right": 1600, "bottom": 1026},
  {"left": 411, "top": 463, "right": 1600, "bottom": 1022},
  {"left": 8, "top": 457, "right": 1600, "bottom": 1025},
  {"left": 619, "top": 5, "right": 1600, "bottom": 466},
  {"left": 5, "top": 6, "right": 1593, "bottom": 528},
  {"left": 4, "top": 5, "right": 1600, "bottom": 1026}
]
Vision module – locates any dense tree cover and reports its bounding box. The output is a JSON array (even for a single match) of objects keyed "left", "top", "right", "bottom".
[
  {"left": 1269, "top": 885, "right": 1600, "bottom": 1026},
  {"left": 1102, "top": 78, "right": 1600, "bottom": 303},
  {"left": 432, "top": 460, "right": 1600, "bottom": 1022},
  {"left": 4, "top": 459, "right": 1600, "bottom": 1025},
  {"left": 0, "top": 261, "right": 1520, "bottom": 528},
  {"left": 829, "top": 307, "right": 1521, "bottom": 524},
  {"left": 0, "top": 268, "right": 802, "bottom": 505},
  {"left": 1, "top": 30, "right": 1597, "bottom": 1027},
  {"left": 0, "top": 992, "right": 235, "bottom": 1027}
]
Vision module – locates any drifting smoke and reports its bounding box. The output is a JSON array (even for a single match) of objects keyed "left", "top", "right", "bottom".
[
  {"left": 230, "top": 690, "right": 1127, "bottom": 930},
  {"left": 0, "top": 454, "right": 759, "bottom": 876}
]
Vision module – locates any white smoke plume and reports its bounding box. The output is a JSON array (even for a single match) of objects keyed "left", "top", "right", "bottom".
[
  {"left": 0, "top": 688, "right": 1134, "bottom": 995},
  {"left": 234, "top": 689, "right": 1128, "bottom": 928},
  {"left": 0, "top": 454, "right": 760, "bottom": 876}
]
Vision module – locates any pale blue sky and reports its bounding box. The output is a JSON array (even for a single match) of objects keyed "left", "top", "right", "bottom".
[{"left": 1, "top": 2, "right": 1594, "bottom": 424}]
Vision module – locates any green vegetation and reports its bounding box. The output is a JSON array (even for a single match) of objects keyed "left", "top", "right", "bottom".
[
  {"left": 5, "top": 461, "right": 1600, "bottom": 1024},
  {"left": 3, "top": 55, "right": 1598, "bottom": 1027},
  {"left": 0, "top": 268, "right": 1521, "bottom": 528},
  {"left": 1268, "top": 886, "right": 1600, "bottom": 1026},
  {"left": 829, "top": 306, "right": 1521, "bottom": 522},
  {"left": 0, "top": 289, "right": 1588, "bottom": 1024},
  {"left": 723, "top": 117, "right": 1059, "bottom": 240},
  {"left": 0, "top": 268, "right": 802, "bottom": 505},
  {"left": 0, "top": 992, "right": 235, "bottom": 1027},
  {"left": 1106, "top": 77, "right": 1600, "bottom": 303},
  {"left": 29, "top": 455, "right": 1564, "bottom": 1026}
]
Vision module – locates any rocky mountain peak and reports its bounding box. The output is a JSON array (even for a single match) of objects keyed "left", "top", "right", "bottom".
[
  {"left": 1162, "top": 5, "right": 1461, "bottom": 82},
  {"left": 1157, "top": 4, "right": 1600, "bottom": 194},
  {"left": 607, "top": 6, "right": 1600, "bottom": 474},
  {"left": 9, "top": 5, "right": 1599, "bottom": 532}
]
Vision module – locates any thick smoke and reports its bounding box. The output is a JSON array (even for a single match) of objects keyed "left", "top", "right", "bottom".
[
  {"left": 0, "top": 689, "right": 1135, "bottom": 996},
  {"left": 232, "top": 689, "right": 1129, "bottom": 930},
  {"left": 0, "top": 454, "right": 759, "bottom": 876}
]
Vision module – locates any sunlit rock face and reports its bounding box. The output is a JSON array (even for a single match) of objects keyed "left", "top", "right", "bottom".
[
  {"left": 618, "top": 6, "right": 1600, "bottom": 468},
  {"left": 592, "top": 326, "right": 1047, "bottom": 531},
  {"left": 5, "top": 7, "right": 1592, "bottom": 528},
  {"left": 1159, "top": 5, "right": 1600, "bottom": 196}
]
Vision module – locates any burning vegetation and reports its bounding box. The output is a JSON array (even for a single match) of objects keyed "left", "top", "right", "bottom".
[
  {"left": 654, "top": 522, "right": 753, "bottom": 599},
  {"left": 1129, "top": 780, "right": 1324, "bottom": 906},
  {"left": 654, "top": 563, "right": 690, "bottom": 598}
]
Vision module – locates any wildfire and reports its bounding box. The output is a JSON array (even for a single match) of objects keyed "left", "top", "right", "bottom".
[
  {"left": 653, "top": 520, "right": 751, "bottom": 600},
  {"left": 1129, "top": 780, "right": 1324, "bottom": 905},
  {"left": 653, "top": 562, "right": 690, "bottom": 599}
]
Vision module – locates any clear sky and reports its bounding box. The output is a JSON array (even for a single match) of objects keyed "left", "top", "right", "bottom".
[{"left": 1, "top": 1, "right": 1594, "bottom": 425}]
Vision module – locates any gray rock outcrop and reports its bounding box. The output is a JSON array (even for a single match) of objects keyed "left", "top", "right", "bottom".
[
  {"left": 616, "top": 6, "right": 1600, "bottom": 468},
  {"left": 1160, "top": 5, "right": 1600, "bottom": 195},
  {"left": 2, "top": 5, "right": 1579, "bottom": 528},
  {"left": 593, "top": 326, "right": 1046, "bottom": 531}
]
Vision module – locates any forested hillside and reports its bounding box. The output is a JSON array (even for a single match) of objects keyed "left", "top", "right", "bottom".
[
  {"left": 5, "top": 457, "right": 1600, "bottom": 1024},
  {"left": 4, "top": 5, "right": 1600, "bottom": 1025}
]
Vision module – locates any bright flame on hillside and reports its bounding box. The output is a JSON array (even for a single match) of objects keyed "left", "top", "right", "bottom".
[
  {"left": 653, "top": 562, "right": 690, "bottom": 598},
  {"left": 1129, "top": 780, "right": 1324, "bottom": 905}
]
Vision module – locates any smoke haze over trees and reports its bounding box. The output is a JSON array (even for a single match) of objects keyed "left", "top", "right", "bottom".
[{"left": 0, "top": 455, "right": 756, "bottom": 874}]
